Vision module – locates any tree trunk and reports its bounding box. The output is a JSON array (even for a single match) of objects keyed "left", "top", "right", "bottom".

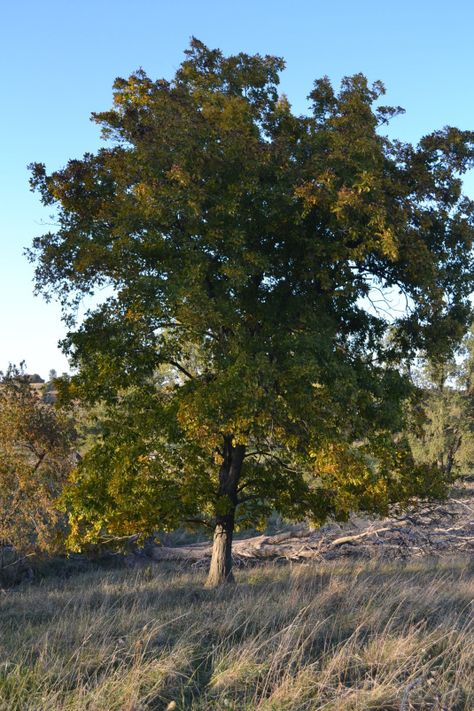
[
  {"left": 206, "top": 436, "right": 245, "bottom": 587},
  {"left": 445, "top": 433, "right": 462, "bottom": 478},
  {"left": 206, "top": 512, "right": 236, "bottom": 587}
]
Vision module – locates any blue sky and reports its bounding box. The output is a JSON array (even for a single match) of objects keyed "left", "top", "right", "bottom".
[{"left": 1, "top": 0, "right": 474, "bottom": 377}]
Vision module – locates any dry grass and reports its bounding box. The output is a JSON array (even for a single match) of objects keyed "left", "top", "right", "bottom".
[{"left": 0, "top": 557, "right": 473, "bottom": 710}]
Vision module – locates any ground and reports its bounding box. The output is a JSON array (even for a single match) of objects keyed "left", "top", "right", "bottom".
[{"left": 1, "top": 556, "right": 473, "bottom": 710}]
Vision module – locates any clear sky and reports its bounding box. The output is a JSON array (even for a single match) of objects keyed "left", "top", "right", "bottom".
[{"left": 1, "top": 0, "right": 474, "bottom": 378}]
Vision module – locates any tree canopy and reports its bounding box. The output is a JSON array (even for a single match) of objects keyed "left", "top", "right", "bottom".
[{"left": 29, "top": 39, "right": 474, "bottom": 584}]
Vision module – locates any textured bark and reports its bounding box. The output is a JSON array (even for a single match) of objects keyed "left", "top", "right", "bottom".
[
  {"left": 445, "top": 433, "right": 463, "bottom": 477},
  {"left": 206, "top": 514, "right": 235, "bottom": 587},
  {"left": 206, "top": 436, "right": 245, "bottom": 587}
]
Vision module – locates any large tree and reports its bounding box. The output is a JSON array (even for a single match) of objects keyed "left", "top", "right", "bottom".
[{"left": 29, "top": 40, "right": 474, "bottom": 585}]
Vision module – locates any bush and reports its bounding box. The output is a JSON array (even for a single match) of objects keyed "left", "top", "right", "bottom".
[{"left": 0, "top": 365, "right": 76, "bottom": 561}]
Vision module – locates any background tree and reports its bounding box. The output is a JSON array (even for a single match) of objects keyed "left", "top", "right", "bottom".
[
  {"left": 0, "top": 365, "right": 76, "bottom": 557},
  {"left": 29, "top": 40, "right": 474, "bottom": 585},
  {"left": 408, "top": 327, "right": 474, "bottom": 477}
]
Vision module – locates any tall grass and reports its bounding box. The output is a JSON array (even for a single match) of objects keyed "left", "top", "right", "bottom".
[{"left": 1, "top": 557, "right": 473, "bottom": 709}]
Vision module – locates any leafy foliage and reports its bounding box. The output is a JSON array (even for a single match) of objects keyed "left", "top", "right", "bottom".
[
  {"left": 408, "top": 327, "right": 474, "bottom": 476},
  {"left": 28, "top": 40, "right": 474, "bottom": 554},
  {"left": 0, "top": 366, "right": 76, "bottom": 553}
]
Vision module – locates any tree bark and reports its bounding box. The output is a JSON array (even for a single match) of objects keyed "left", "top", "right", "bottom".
[{"left": 206, "top": 436, "right": 245, "bottom": 587}]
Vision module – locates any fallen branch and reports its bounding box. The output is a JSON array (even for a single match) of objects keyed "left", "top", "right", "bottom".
[{"left": 331, "top": 526, "right": 395, "bottom": 547}]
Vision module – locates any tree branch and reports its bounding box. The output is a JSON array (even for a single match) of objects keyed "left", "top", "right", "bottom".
[
  {"left": 237, "top": 494, "right": 263, "bottom": 505},
  {"left": 183, "top": 517, "right": 214, "bottom": 531},
  {"left": 167, "top": 361, "right": 195, "bottom": 380},
  {"left": 32, "top": 451, "right": 47, "bottom": 475},
  {"left": 244, "top": 449, "right": 271, "bottom": 459}
]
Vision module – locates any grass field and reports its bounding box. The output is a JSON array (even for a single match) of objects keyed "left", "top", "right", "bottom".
[{"left": 0, "top": 557, "right": 473, "bottom": 710}]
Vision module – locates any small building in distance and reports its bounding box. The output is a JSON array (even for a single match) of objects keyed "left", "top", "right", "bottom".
[{"left": 26, "top": 374, "right": 45, "bottom": 384}]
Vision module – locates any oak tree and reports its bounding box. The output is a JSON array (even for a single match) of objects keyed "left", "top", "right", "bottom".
[{"left": 29, "top": 40, "right": 474, "bottom": 585}]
